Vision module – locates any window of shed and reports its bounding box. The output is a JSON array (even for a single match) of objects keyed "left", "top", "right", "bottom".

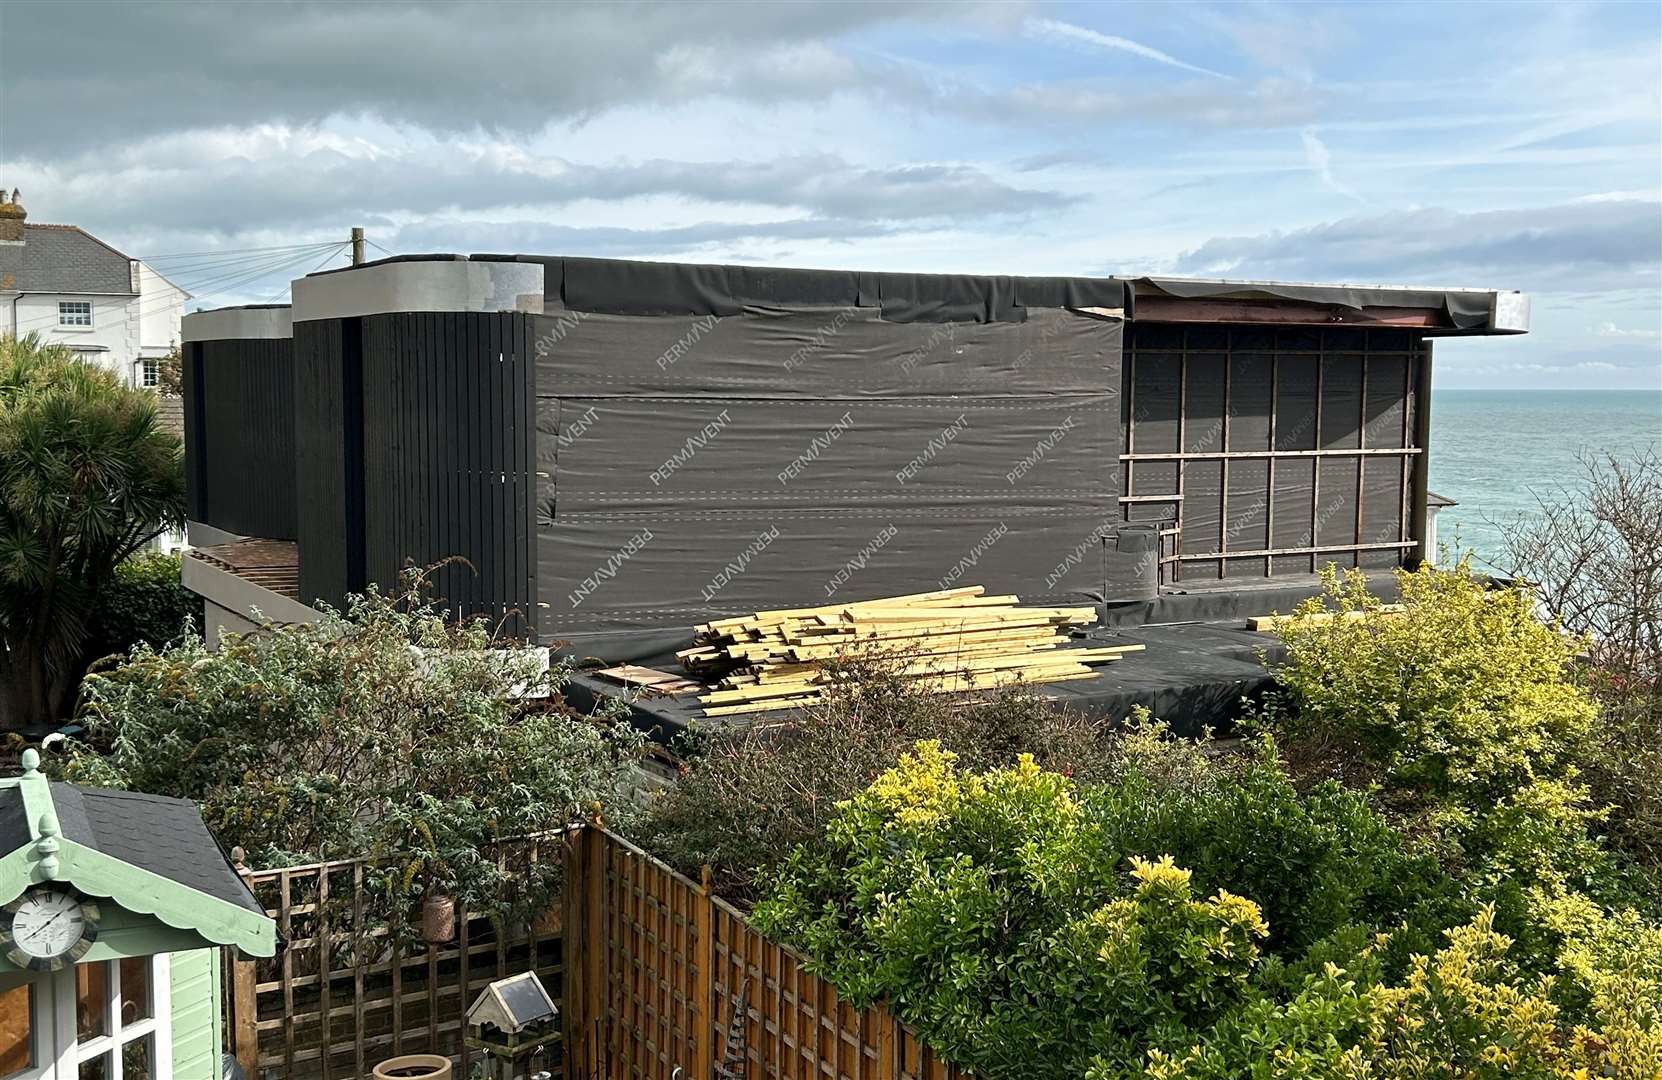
[{"left": 57, "top": 303, "right": 92, "bottom": 328}]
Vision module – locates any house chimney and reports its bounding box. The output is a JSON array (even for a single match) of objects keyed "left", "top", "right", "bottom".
[{"left": 0, "top": 189, "right": 24, "bottom": 243}]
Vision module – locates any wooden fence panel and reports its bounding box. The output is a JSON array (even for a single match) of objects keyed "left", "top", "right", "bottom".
[
  {"left": 564, "top": 826, "right": 965, "bottom": 1080},
  {"left": 226, "top": 848, "right": 562, "bottom": 1080}
]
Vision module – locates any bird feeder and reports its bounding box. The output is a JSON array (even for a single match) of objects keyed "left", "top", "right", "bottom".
[{"left": 464, "top": 971, "right": 559, "bottom": 1079}]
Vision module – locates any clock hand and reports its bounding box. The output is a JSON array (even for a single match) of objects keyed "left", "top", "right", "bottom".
[{"left": 22, "top": 908, "right": 69, "bottom": 944}]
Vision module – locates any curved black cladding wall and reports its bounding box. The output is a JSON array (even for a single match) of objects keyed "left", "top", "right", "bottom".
[
  {"left": 294, "top": 311, "right": 538, "bottom": 636},
  {"left": 183, "top": 337, "right": 297, "bottom": 540}
]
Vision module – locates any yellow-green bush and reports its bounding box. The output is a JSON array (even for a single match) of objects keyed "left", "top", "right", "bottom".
[
  {"left": 1268, "top": 560, "right": 1596, "bottom": 803},
  {"left": 758, "top": 746, "right": 1662, "bottom": 1080}
]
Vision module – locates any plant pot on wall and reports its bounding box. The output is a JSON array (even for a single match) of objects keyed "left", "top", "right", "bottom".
[{"left": 421, "top": 893, "right": 456, "bottom": 944}]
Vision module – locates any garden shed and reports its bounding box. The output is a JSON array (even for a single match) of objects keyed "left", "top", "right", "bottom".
[{"left": 0, "top": 751, "right": 275, "bottom": 1079}]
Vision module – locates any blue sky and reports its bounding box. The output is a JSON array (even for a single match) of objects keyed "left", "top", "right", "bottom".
[{"left": 2, "top": 0, "right": 1658, "bottom": 389}]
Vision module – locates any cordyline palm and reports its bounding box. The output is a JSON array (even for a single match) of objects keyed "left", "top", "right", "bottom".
[{"left": 0, "top": 334, "right": 184, "bottom": 730}]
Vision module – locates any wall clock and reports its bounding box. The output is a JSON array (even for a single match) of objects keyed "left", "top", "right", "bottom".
[{"left": 0, "top": 886, "right": 100, "bottom": 971}]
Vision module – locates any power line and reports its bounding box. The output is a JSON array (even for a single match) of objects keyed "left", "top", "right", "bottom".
[
  {"left": 140, "top": 244, "right": 345, "bottom": 282},
  {"left": 9, "top": 244, "right": 343, "bottom": 334},
  {"left": 267, "top": 243, "right": 349, "bottom": 302},
  {"left": 137, "top": 240, "right": 349, "bottom": 261}
]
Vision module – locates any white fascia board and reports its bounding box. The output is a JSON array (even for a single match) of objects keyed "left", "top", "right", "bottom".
[
  {"left": 291, "top": 259, "right": 545, "bottom": 322},
  {"left": 182, "top": 306, "right": 293, "bottom": 342}
]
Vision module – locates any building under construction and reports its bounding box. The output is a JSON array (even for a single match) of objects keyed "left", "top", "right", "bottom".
[{"left": 179, "top": 254, "right": 1524, "bottom": 729}]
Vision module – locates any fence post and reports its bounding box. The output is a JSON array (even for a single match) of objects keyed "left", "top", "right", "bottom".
[
  {"left": 694, "top": 865, "right": 715, "bottom": 1080},
  {"left": 231, "top": 951, "right": 258, "bottom": 1076},
  {"left": 561, "top": 827, "right": 586, "bottom": 1080},
  {"left": 878, "top": 1009, "right": 897, "bottom": 1080}
]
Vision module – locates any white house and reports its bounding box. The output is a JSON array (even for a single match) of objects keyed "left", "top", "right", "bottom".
[{"left": 0, "top": 189, "right": 189, "bottom": 388}]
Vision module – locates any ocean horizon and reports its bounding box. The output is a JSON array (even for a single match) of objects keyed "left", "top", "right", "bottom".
[{"left": 1428, "top": 387, "right": 1661, "bottom": 570}]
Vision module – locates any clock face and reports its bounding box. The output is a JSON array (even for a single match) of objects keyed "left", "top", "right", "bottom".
[
  {"left": 0, "top": 888, "right": 99, "bottom": 969},
  {"left": 11, "top": 889, "right": 87, "bottom": 959}
]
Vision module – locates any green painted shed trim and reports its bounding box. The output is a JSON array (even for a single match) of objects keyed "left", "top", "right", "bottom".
[{"left": 0, "top": 752, "right": 275, "bottom": 958}]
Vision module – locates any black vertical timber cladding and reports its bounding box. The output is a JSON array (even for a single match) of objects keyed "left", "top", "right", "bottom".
[
  {"left": 182, "top": 342, "right": 206, "bottom": 522},
  {"left": 294, "top": 318, "right": 350, "bottom": 604},
  {"left": 352, "top": 311, "right": 537, "bottom": 636},
  {"left": 185, "top": 337, "right": 297, "bottom": 539},
  {"left": 1124, "top": 325, "right": 1422, "bottom": 582},
  {"left": 342, "top": 317, "right": 367, "bottom": 593}
]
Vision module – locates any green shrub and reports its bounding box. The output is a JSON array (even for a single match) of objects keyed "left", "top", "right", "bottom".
[
  {"left": 83, "top": 551, "right": 196, "bottom": 663},
  {"left": 638, "top": 663, "right": 1118, "bottom": 898},
  {"left": 1258, "top": 561, "right": 1650, "bottom": 931},
  {"left": 756, "top": 743, "right": 1662, "bottom": 1080},
  {"left": 1266, "top": 561, "right": 1596, "bottom": 804},
  {"left": 65, "top": 571, "right": 642, "bottom": 932},
  {"left": 1082, "top": 734, "right": 1463, "bottom": 963},
  {"left": 754, "top": 739, "right": 1456, "bottom": 1079}
]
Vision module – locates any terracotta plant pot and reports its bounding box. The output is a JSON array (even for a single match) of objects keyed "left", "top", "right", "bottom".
[
  {"left": 532, "top": 904, "right": 562, "bottom": 937},
  {"left": 372, "top": 1053, "right": 452, "bottom": 1080},
  {"left": 420, "top": 894, "right": 456, "bottom": 944}
]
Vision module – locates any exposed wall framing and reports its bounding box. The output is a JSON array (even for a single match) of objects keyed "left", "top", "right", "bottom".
[{"left": 1122, "top": 323, "right": 1424, "bottom": 583}]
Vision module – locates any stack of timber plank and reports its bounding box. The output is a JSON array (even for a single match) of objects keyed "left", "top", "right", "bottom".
[
  {"left": 1247, "top": 604, "right": 1405, "bottom": 632},
  {"left": 679, "top": 586, "right": 1144, "bottom": 718}
]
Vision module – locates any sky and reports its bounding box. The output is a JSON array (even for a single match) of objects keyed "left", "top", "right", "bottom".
[{"left": 1, "top": 0, "right": 1659, "bottom": 390}]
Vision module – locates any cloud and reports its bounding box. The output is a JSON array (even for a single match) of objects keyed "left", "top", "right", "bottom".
[
  {"left": 1175, "top": 197, "right": 1662, "bottom": 292},
  {"left": 1024, "top": 17, "right": 1231, "bottom": 80},
  {"left": 1299, "top": 127, "right": 1363, "bottom": 202},
  {"left": 8, "top": 132, "right": 1073, "bottom": 243},
  {"left": 1593, "top": 321, "right": 1661, "bottom": 339},
  {"left": 0, "top": 0, "right": 968, "bottom": 152}
]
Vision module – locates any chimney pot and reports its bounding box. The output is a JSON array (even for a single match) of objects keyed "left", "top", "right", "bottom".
[{"left": 0, "top": 188, "right": 25, "bottom": 242}]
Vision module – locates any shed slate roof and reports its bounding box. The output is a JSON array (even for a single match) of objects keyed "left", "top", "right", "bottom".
[
  {"left": 0, "top": 780, "right": 261, "bottom": 917},
  {"left": 0, "top": 223, "right": 136, "bottom": 295},
  {"left": 53, "top": 784, "right": 266, "bottom": 917}
]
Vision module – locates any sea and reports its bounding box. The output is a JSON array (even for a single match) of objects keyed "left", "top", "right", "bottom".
[{"left": 1428, "top": 388, "right": 1662, "bottom": 571}]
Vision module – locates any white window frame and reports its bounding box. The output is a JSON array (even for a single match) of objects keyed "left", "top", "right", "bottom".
[
  {"left": 56, "top": 302, "right": 93, "bottom": 329},
  {"left": 7, "top": 956, "right": 171, "bottom": 1080},
  {"left": 139, "top": 357, "right": 159, "bottom": 389}
]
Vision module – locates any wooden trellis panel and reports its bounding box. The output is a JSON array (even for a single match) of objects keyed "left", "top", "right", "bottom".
[{"left": 225, "top": 845, "right": 562, "bottom": 1080}]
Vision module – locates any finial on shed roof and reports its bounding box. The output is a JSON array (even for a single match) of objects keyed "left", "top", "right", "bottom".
[
  {"left": 35, "top": 812, "right": 60, "bottom": 880},
  {"left": 20, "top": 749, "right": 38, "bottom": 775}
]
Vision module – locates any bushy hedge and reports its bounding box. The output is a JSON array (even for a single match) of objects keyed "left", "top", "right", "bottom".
[
  {"left": 638, "top": 663, "right": 1121, "bottom": 898},
  {"left": 753, "top": 742, "right": 1661, "bottom": 1080},
  {"left": 67, "top": 573, "right": 642, "bottom": 934},
  {"left": 84, "top": 551, "right": 196, "bottom": 664},
  {"left": 714, "top": 562, "right": 1662, "bottom": 1079}
]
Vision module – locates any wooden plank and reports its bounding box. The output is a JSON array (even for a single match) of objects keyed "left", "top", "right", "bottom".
[
  {"left": 231, "top": 952, "right": 258, "bottom": 1077},
  {"left": 281, "top": 868, "right": 295, "bottom": 1079},
  {"left": 318, "top": 865, "right": 332, "bottom": 1080},
  {"left": 1134, "top": 295, "right": 1450, "bottom": 328},
  {"left": 1249, "top": 604, "right": 1405, "bottom": 631}
]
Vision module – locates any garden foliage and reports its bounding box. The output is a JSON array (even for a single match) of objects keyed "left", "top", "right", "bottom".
[
  {"left": 639, "top": 662, "right": 1119, "bottom": 898},
  {"left": 739, "top": 562, "right": 1662, "bottom": 1080},
  {"left": 0, "top": 334, "right": 184, "bottom": 729},
  {"left": 64, "top": 572, "right": 642, "bottom": 932},
  {"left": 83, "top": 551, "right": 197, "bottom": 663}
]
